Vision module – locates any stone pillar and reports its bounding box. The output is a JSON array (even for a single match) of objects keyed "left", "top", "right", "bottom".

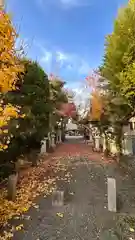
[
  {"left": 51, "top": 134, "right": 56, "bottom": 148},
  {"left": 102, "top": 135, "right": 106, "bottom": 152},
  {"left": 8, "top": 173, "right": 18, "bottom": 201},
  {"left": 40, "top": 138, "right": 48, "bottom": 154},
  {"left": 109, "top": 139, "right": 117, "bottom": 155},
  {"left": 58, "top": 129, "right": 62, "bottom": 143},
  {"left": 48, "top": 132, "right": 51, "bottom": 148},
  {"left": 107, "top": 178, "right": 116, "bottom": 212},
  {"left": 89, "top": 133, "right": 93, "bottom": 142},
  {"left": 123, "top": 134, "right": 133, "bottom": 155},
  {"left": 95, "top": 135, "right": 100, "bottom": 151}
]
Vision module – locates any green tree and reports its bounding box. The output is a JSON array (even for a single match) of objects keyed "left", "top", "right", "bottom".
[
  {"left": 1, "top": 60, "right": 50, "bottom": 163},
  {"left": 99, "top": 0, "right": 135, "bottom": 158},
  {"left": 49, "top": 78, "right": 68, "bottom": 128}
]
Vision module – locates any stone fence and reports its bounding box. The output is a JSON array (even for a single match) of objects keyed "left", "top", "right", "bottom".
[
  {"left": 91, "top": 130, "right": 134, "bottom": 156},
  {"left": 40, "top": 129, "right": 62, "bottom": 155}
]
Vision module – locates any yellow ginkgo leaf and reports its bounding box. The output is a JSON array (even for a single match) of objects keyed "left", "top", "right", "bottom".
[
  {"left": 14, "top": 216, "right": 20, "bottom": 220},
  {"left": 23, "top": 207, "right": 28, "bottom": 212},
  {"left": 3, "top": 129, "right": 8, "bottom": 134},
  {"left": 56, "top": 212, "right": 64, "bottom": 218},
  {"left": 33, "top": 204, "right": 39, "bottom": 209},
  {"left": 69, "top": 192, "right": 74, "bottom": 195},
  {"left": 129, "top": 227, "right": 135, "bottom": 232},
  {"left": 16, "top": 224, "right": 24, "bottom": 231}
]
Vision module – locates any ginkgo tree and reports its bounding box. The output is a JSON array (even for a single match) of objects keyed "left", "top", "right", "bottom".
[
  {"left": 0, "top": 8, "right": 23, "bottom": 92},
  {"left": 100, "top": 0, "right": 135, "bottom": 157},
  {"left": 0, "top": 8, "right": 24, "bottom": 152},
  {"left": 101, "top": 0, "right": 135, "bottom": 111}
]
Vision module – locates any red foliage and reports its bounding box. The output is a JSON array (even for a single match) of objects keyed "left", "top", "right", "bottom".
[{"left": 57, "top": 103, "right": 77, "bottom": 118}]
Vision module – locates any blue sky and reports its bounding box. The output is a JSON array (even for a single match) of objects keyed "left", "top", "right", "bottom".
[{"left": 7, "top": 0, "right": 127, "bottom": 92}]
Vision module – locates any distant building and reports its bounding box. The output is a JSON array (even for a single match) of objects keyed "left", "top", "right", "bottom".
[{"left": 66, "top": 119, "right": 78, "bottom": 131}]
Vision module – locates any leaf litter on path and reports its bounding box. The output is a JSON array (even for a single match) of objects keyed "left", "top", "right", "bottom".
[{"left": 0, "top": 155, "right": 73, "bottom": 239}]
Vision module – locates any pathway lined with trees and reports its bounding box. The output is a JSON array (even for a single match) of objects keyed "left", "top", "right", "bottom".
[{"left": 1, "top": 0, "right": 135, "bottom": 239}]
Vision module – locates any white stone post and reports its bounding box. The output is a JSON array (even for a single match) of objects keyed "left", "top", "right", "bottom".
[
  {"left": 89, "top": 133, "right": 93, "bottom": 142},
  {"left": 51, "top": 134, "right": 56, "bottom": 148},
  {"left": 48, "top": 132, "right": 51, "bottom": 148},
  {"left": 8, "top": 173, "right": 18, "bottom": 201},
  {"left": 109, "top": 139, "right": 117, "bottom": 155},
  {"left": 107, "top": 178, "right": 116, "bottom": 212},
  {"left": 40, "top": 137, "right": 48, "bottom": 154},
  {"left": 102, "top": 134, "right": 106, "bottom": 152},
  {"left": 123, "top": 134, "right": 133, "bottom": 155},
  {"left": 95, "top": 135, "right": 100, "bottom": 151}
]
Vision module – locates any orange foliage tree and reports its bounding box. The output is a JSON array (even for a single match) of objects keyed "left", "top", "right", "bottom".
[
  {"left": 90, "top": 91, "right": 103, "bottom": 121},
  {"left": 85, "top": 72, "right": 103, "bottom": 121}
]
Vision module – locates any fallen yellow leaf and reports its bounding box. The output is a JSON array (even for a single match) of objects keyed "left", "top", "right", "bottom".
[
  {"left": 69, "top": 192, "right": 74, "bottom": 195},
  {"left": 23, "top": 207, "right": 28, "bottom": 212},
  {"left": 56, "top": 212, "right": 64, "bottom": 218},
  {"left": 129, "top": 227, "right": 135, "bottom": 232},
  {"left": 16, "top": 224, "right": 24, "bottom": 231},
  {"left": 14, "top": 216, "right": 20, "bottom": 220},
  {"left": 33, "top": 204, "right": 39, "bottom": 209}
]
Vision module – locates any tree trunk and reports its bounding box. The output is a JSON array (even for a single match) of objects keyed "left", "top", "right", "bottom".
[
  {"left": 115, "top": 124, "right": 123, "bottom": 163},
  {"left": 104, "top": 133, "right": 110, "bottom": 157}
]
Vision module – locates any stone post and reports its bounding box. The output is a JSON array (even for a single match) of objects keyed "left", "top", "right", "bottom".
[
  {"left": 56, "top": 131, "right": 59, "bottom": 144},
  {"left": 109, "top": 139, "right": 117, "bottom": 155},
  {"left": 8, "top": 173, "right": 18, "bottom": 201},
  {"left": 107, "top": 178, "right": 116, "bottom": 212},
  {"left": 51, "top": 134, "right": 56, "bottom": 148},
  {"left": 89, "top": 133, "right": 93, "bottom": 142},
  {"left": 95, "top": 135, "right": 100, "bottom": 152},
  {"left": 123, "top": 134, "right": 133, "bottom": 155},
  {"left": 102, "top": 134, "right": 106, "bottom": 152},
  {"left": 48, "top": 132, "right": 51, "bottom": 148},
  {"left": 40, "top": 137, "right": 48, "bottom": 154},
  {"left": 58, "top": 129, "right": 62, "bottom": 143}
]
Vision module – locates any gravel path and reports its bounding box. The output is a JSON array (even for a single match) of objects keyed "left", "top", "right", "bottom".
[{"left": 6, "top": 139, "right": 135, "bottom": 240}]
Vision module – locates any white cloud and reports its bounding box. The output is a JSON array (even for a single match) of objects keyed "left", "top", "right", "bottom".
[
  {"left": 60, "top": 0, "right": 78, "bottom": 6},
  {"left": 79, "top": 60, "right": 90, "bottom": 75},
  {"left": 66, "top": 81, "right": 90, "bottom": 115},
  {"left": 38, "top": 45, "right": 90, "bottom": 76},
  {"left": 38, "top": 47, "right": 53, "bottom": 73},
  {"left": 36, "top": 0, "right": 91, "bottom": 9},
  {"left": 55, "top": 50, "right": 90, "bottom": 75},
  {"left": 40, "top": 50, "right": 52, "bottom": 63},
  {"left": 60, "top": 0, "right": 91, "bottom": 8},
  {"left": 56, "top": 51, "right": 69, "bottom": 66}
]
